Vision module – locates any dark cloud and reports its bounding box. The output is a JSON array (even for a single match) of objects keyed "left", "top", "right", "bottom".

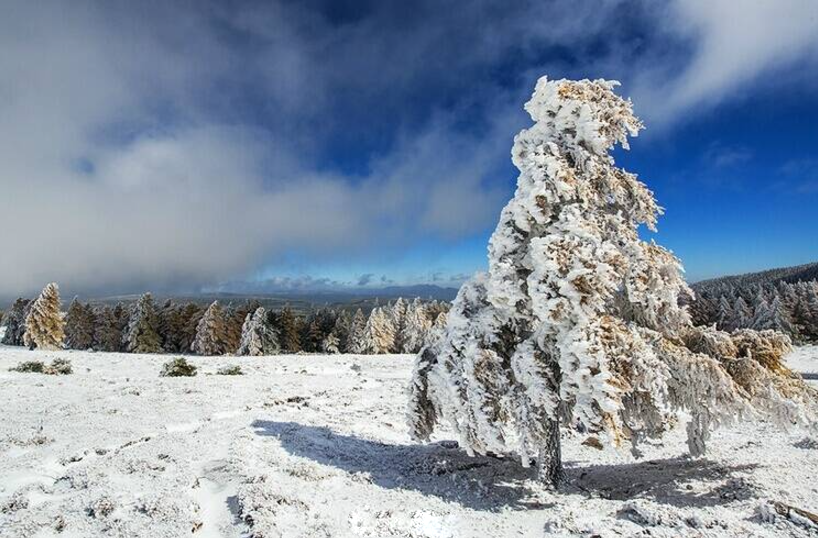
[{"left": 1, "top": 0, "right": 816, "bottom": 295}]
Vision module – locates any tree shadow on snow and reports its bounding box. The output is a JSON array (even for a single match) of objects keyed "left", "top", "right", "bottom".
[
  {"left": 252, "top": 420, "right": 540, "bottom": 511},
  {"left": 567, "top": 457, "right": 759, "bottom": 508},
  {"left": 252, "top": 420, "right": 759, "bottom": 511}
]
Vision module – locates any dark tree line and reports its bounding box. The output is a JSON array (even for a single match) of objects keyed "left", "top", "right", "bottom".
[{"left": 1, "top": 291, "right": 449, "bottom": 355}]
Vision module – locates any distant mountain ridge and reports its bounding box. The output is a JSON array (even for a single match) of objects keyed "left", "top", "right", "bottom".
[
  {"left": 0, "top": 284, "right": 460, "bottom": 313},
  {"left": 692, "top": 261, "right": 818, "bottom": 291},
  {"left": 74, "top": 284, "right": 458, "bottom": 314},
  {"left": 204, "top": 283, "right": 459, "bottom": 301}
]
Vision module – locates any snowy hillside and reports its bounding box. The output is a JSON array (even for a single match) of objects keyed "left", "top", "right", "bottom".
[{"left": 0, "top": 346, "right": 816, "bottom": 538}]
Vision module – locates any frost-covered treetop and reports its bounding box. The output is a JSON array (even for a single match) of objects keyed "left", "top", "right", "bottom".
[
  {"left": 523, "top": 77, "right": 642, "bottom": 156},
  {"left": 510, "top": 77, "right": 661, "bottom": 232},
  {"left": 492, "top": 76, "right": 683, "bottom": 338}
]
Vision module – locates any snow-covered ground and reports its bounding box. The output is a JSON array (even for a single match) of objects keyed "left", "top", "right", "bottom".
[{"left": 0, "top": 345, "right": 816, "bottom": 538}]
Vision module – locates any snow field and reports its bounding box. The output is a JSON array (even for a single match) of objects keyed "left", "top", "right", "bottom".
[{"left": 0, "top": 345, "right": 816, "bottom": 537}]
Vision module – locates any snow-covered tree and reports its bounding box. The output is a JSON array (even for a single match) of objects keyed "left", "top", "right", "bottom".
[
  {"left": 237, "top": 307, "right": 280, "bottom": 356},
  {"left": 407, "top": 77, "right": 818, "bottom": 487},
  {"left": 156, "top": 300, "right": 180, "bottom": 353},
  {"left": 401, "top": 299, "right": 432, "bottom": 354},
  {"left": 801, "top": 286, "right": 818, "bottom": 340},
  {"left": 225, "top": 301, "right": 260, "bottom": 354},
  {"left": 303, "top": 317, "right": 324, "bottom": 352},
  {"left": 191, "top": 301, "right": 230, "bottom": 356},
  {"left": 23, "top": 283, "right": 65, "bottom": 350},
  {"left": 178, "top": 303, "right": 204, "bottom": 353},
  {"left": 390, "top": 297, "right": 408, "bottom": 352},
  {"left": 363, "top": 307, "right": 395, "bottom": 354},
  {"left": 278, "top": 307, "right": 301, "bottom": 353},
  {"left": 730, "top": 296, "right": 752, "bottom": 332},
  {"left": 322, "top": 331, "right": 340, "bottom": 354},
  {"left": 123, "top": 293, "right": 163, "bottom": 353},
  {"left": 346, "top": 308, "right": 367, "bottom": 354},
  {"left": 332, "top": 310, "right": 352, "bottom": 351},
  {"left": 93, "top": 305, "right": 122, "bottom": 352},
  {"left": 752, "top": 295, "right": 794, "bottom": 334},
  {"left": 1, "top": 298, "right": 32, "bottom": 346},
  {"left": 716, "top": 295, "right": 734, "bottom": 331},
  {"left": 64, "top": 298, "right": 95, "bottom": 350}
]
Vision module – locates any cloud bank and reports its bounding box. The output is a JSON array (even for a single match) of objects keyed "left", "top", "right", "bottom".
[{"left": 1, "top": 0, "right": 816, "bottom": 296}]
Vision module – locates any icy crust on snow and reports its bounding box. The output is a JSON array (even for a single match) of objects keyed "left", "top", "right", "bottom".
[
  {"left": 1, "top": 347, "right": 817, "bottom": 538},
  {"left": 407, "top": 77, "right": 818, "bottom": 463}
]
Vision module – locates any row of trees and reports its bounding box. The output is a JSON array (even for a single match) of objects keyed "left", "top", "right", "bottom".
[
  {"left": 1, "top": 283, "right": 448, "bottom": 356},
  {"left": 689, "top": 280, "right": 818, "bottom": 341}
]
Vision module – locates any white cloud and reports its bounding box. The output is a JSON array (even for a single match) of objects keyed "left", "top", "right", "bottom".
[{"left": 633, "top": 0, "right": 818, "bottom": 122}]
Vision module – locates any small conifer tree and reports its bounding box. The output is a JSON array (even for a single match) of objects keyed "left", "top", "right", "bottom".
[
  {"left": 322, "top": 332, "right": 340, "bottom": 354},
  {"left": 65, "top": 298, "right": 95, "bottom": 350},
  {"left": 401, "top": 299, "right": 432, "bottom": 354},
  {"left": 363, "top": 307, "right": 396, "bottom": 354},
  {"left": 178, "top": 303, "right": 204, "bottom": 353},
  {"left": 1, "top": 298, "right": 32, "bottom": 346},
  {"left": 346, "top": 308, "right": 367, "bottom": 354},
  {"left": 23, "top": 283, "right": 65, "bottom": 350},
  {"left": 157, "top": 300, "right": 179, "bottom": 353},
  {"left": 278, "top": 307, "right": 302, "bottom": 353},
  {"left": 93, "top": 305, "right": 123, "bottom": 352},
  {"left": 390, "top": 297, "right": 408, "bottom": 352},
  {"left": 224, "top": 301, "right": 259, "bottom": 354},
  {"left": 332, "top": 310, "right": 352, "bottom": 351},
  {"left": 237, "top": 307, "right": 280, "bottom": 356},
  {"left": 123, "top": 293, "right": 163, "bottom": 353},
  {"left": 191, "top": 301, "right": 230, "bottom": 356},
  {"left": 304, "top": 318, "right": 324, "bottom": 352}
]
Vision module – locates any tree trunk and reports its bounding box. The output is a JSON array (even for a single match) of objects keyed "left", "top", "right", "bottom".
[{"left": 537, "top": 420, "right": 563, "bottom": 488}]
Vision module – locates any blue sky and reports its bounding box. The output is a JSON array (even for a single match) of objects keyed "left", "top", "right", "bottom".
[{"left": 1, "top": 0, "right": 817, "bottom": 297}]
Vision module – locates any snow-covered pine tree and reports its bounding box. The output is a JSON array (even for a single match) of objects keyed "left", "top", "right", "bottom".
[
  {"left": 64, "top": 298, "right": 83, "bottom": 348},
  {"left": 363, "top": 307, "right": 395, "bottom": 354},
  {"left": 223, "top": 305, "right": 241, "bottom": 354},
  {"left": 303, "top": 316, "right": 324, "bottom": 352},
  {"left": 93, "top": 305, "right": 122, "bottom": 352},
  {"left": 346, "top": 308, "right": 367, "bottom": 354},
  {"left": 123, "top": 293, "right": 163, "bottom": 353},
  {"left": 64, "top": 298, "right": 95, "bottom": 350},
  {"left": 224, "top": 300, "right": 260, "bottom": 354},
  {"left": 752, "top": 294, "right": 794, "bottom": 334},
  {"left": 237, "top": 307, "right": 280, "bottom": 356},
  {"left": 407, "top": 77, "right": 818, "bottom": 487},
  {"left": 390, "top": 297, "right": 408, "bottom": 352},
  {"left": 277, "top": 307, "right": 302, "bottom": 353},
  {"left": 805, "top": 287, "right": 818, "bottom": 340},
  {"left": 716, "top": 295, "right": 734, "bottom": 331},
  {"left": 332, "top": 310, "right": 352, "bottom": 352},
  {"left": 401, "top": 299, "right": 432, "bottom": 354},
  {"left": 191, "top": 301, "right": 230, "bottom": 355},
  {"left": 730, "top": 296, "right": 753, "bottom": 332},
  {"left": 319, "top": 308, "right": 338, "bottom": 337},
  {"left": 322, "top": 331, "right": 340, "bottom": 354},
  {"left": 431, "top": 310, "right": 447, "bottom": 330},
  {"left": 157, "top": 300, "right": 179, "bottom": 353},
  {"left": 1, "top": 298, "right": 32, "bottom": 346},
  {"left": 23, "top": 283, "right": 65, "bottom": 350},
  {"left": 177, "top": 303, "right": 204, "bottom": 353}
]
